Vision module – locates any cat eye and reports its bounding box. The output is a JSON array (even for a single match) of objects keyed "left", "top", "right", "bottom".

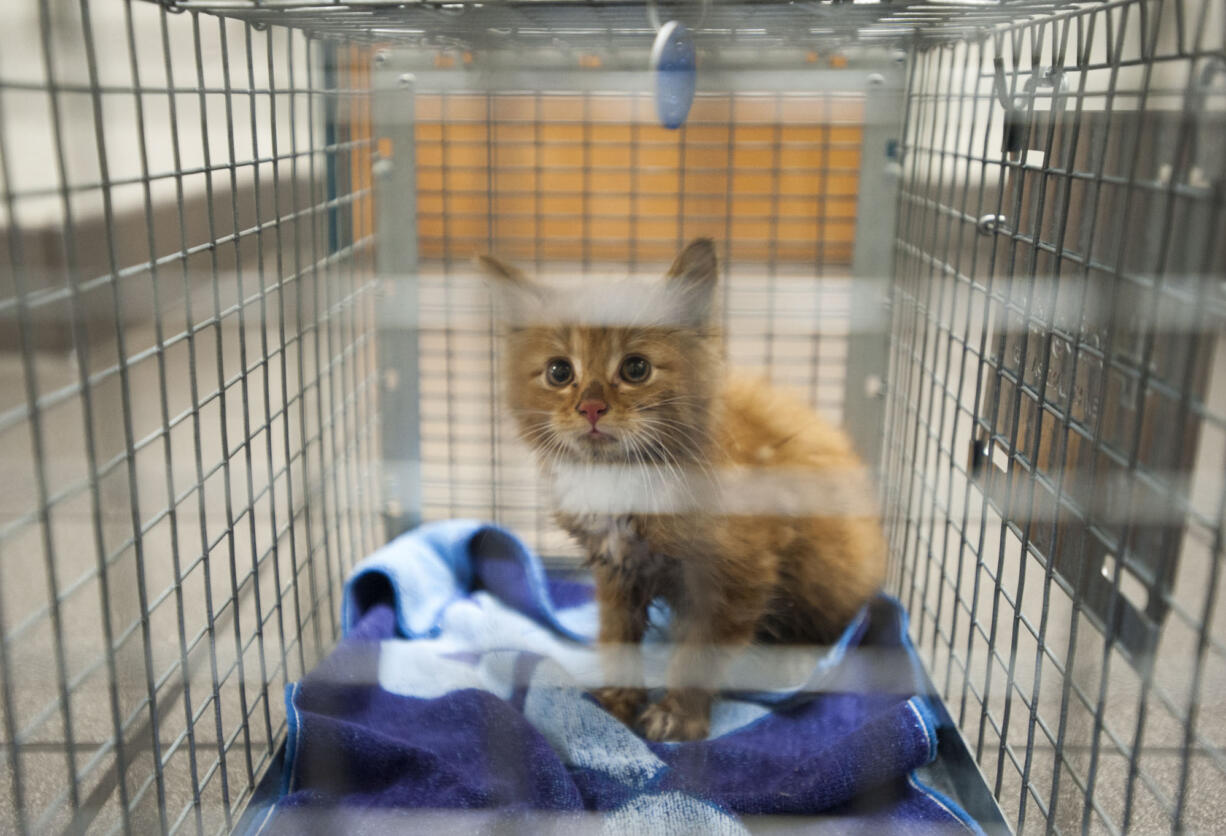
[
  {"left": 619, "top": 355, "right": 651, "bottom": 383},
  {"left": 545, "top": 358, "right": 574, "bottom": 386}
]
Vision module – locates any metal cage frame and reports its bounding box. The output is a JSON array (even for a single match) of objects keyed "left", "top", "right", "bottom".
[{"left": 0, "top": 0, "right": 1222, "bottom": 833}]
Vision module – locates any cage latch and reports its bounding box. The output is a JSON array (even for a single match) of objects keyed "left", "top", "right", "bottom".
[{"left": 993, "top": 58, "right": 1066, "bottom": 154}]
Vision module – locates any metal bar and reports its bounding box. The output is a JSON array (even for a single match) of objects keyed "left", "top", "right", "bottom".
[
  {"left": 375, "top": 53, "right": 424, "bottom": 534},
  {"left": 0, "top": 82, "right": 58, "bottom": 836},
  {"left": 993, "top": 19, "right": 1074, "bottom": 828},
  {"left": 218, "top": 9, "right": 277, "bottom": 772},
  {"left": 307, "top": 37, "right": 341, "bottom": 642},
  {"left": 334, "top": 44, "right": 364, "bottom": 582},
  {"left": 764, "top": 94, "right": 783, "bottom": 376},
  {"left": 1113, "top": 1, "right": 1215, "bottom": 826},
  {"left": 160, "top": 6, "right": 236, "bottom": 827},
  {"left": 485, "top": 86, "right": 501, "bottom": 530},
  {"left": 808, "top": 89, "right": 830, "bottom": 412},
  {"left": 935, "top": 35, "right": 984, "bottom": 711},
  {"left": 1076, "top": 4, "right": 1169, "bottom": 828},
  {"left": 881, "top": 40, "right": 922, "bottom": 598},
  {"left": 721, "top": 93, "right": 736, "bottom": 337},
  {"left": 267, "top": 23, "right": 311, "bottom": 684},
  {"left": 35, "top": 0, "right": 135, "bottom": 829},
  {"left": 121, "top": 0, "right": 205, "bottom": 829},
  {"left": 845, "top": 60, "right": 904, "bottom": 471},
  {"left": 901, "top": 43, "right": 947, "bottom": 634},
  {"left": 245, "top": 18, "right": 293, "bottom": 749},
  {"left": 288, "top": 26, "right": 328, "bottom": 665},
  {"left": 965, "top": 29, "right": 1021, "bottom": 772},
  {"left": 1014, "top": 14, "right": 1095, "bottom": 830},
  {"left": 393, "top": 68, "right": 894, "bottom": 94},
  {"left": 192, "top": 7, "right": 257, "bottom": 795}
]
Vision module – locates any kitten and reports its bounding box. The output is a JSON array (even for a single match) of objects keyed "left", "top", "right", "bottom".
[{"left": 480, "top": 238, "right": 886, "bottom": 741}]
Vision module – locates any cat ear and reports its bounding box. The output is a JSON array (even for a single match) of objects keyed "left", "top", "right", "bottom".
[
  {"left": 476, "top": 253, "right": 533, "bottom": 287},
  {"left": 665, "top": 238, "right": 719, "bottom": 323},
  {"left": 476, "top": 253, "right": 541, "bottom": 326}
]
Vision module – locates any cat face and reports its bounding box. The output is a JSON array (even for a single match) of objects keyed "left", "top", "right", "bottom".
[{"left": 482, "top": 239, "right": 722, "bottom": 466}]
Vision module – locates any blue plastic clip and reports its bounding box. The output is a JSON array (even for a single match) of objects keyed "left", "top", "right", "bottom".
[{"left": 651, "top": 21, "right": 696, "bottom": 130}]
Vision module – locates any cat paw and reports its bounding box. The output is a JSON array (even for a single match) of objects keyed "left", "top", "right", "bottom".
[
  {"left": 593, "top": 687, "right": 647, "bottom": 727},
  {"left": 639, "top": 694, "right": 710, "bottom": 742}
]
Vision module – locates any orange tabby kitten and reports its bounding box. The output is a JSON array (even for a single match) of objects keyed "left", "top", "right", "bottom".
[{"left": 480, "top": 238, "right": 886, "bottom": 741}]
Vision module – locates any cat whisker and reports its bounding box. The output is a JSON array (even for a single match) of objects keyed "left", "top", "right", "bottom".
[
  {"left": 636, "top": 423, "right": 720, "bottom": 491},
  {"left": 633, "top": 417, "right": 716, "bottom": 461},
  {"left": 638, "top": 395, "right": 706, "bottom": 412}
]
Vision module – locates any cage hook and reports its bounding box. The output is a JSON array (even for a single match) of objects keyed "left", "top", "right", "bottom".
[
  {"left": 990, "top": 55, "right": 1012, "bottom": 110},
  {"left": 967, "top": 432, "right": 992, "bottom": 478},
  {"left": 646, "top": 0, "right": 711, "bottom": 32},
  {"left": 993, "top": 57, "right": 1067, "bottom": 154}
]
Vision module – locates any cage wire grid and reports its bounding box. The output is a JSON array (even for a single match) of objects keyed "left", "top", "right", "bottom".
[
  {"left": 0, "top": 2, "right": 381, "bottom": 832},
  {"left": 884, "top": 0, "right": 1226, "bottom": 832},
  {"left": 0, "top": 0, "right": 1223, "bottom": 834},
  {"left": 143, "top": 0, "right": 1123, "bottom": 51}
]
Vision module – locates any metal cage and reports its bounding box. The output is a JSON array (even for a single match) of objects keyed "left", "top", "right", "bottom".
[{"left": 0, "top": 0, "right": 1222, "bottom": 833}]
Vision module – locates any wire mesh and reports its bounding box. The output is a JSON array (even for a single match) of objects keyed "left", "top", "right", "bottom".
[
  {"left": 0, "top": 0, "right": 1223, "bottom": 832},
  {"left": 885, "top": 0, "right": 1226, "bottom": 831},
  {"left": 0, "top": 2, "right": 379, "bottom": 832},
  {"left": 139, "top": 0, "right": 1114, "bottom": 51}
]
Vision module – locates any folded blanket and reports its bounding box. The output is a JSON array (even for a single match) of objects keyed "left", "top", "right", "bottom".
[{"left": 252, "top": 520, "right": 982, "bottom": 834}]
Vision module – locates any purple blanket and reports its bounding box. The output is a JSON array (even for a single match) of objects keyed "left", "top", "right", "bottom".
[{"left": 250, "top": 520, "right": 982, "bottom": 834}]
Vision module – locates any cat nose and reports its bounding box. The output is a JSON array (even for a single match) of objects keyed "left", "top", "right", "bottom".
[{"left": 577, "top": 399, "right": 608, "bottom": 427}]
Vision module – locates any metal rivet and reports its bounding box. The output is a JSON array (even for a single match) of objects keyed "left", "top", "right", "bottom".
[
  {"left": 977, "top": 213, "right": 1008, "bottom": 236},
  {"left": 864, "top": 374, "right": 885, "bottom": 399},
  {"left": 399, "top": 73, "right": 415, "bottom": 86},
  {"left": 867, "top": 73, "right": 885, "bottom": 87},
  {"left": 375, "top": 50, "right": 389, "bottom": 66}
]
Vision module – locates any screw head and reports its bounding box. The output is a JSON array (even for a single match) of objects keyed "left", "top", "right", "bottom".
[
  {"left": 375, "top": 50, "right": 389, "bottom": 66},
  {"left": 867, "top": 72, "right": 885, "bottom": 87},
  {"left": 399, "top": 72, "right": 415, "bottom": 86}
]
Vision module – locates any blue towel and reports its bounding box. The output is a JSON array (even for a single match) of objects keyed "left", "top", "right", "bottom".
[{"left": 253, "top": 520, "right": 982, "bottom": 834}]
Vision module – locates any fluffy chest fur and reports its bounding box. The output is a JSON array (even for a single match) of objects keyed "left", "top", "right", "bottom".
[
  {"left": 547, "top": 461, "right": 709, "bottom": 516},
  {"left": 562, "top": 512, "right": 644, "bottom": 564},
  {"left": 548, "top": 462, "right": 690, "bottom": 573}
]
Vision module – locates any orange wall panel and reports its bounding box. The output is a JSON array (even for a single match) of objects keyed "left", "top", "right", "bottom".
[{"left": 409, "top": 92, "right": 863, "bottom": 265}]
